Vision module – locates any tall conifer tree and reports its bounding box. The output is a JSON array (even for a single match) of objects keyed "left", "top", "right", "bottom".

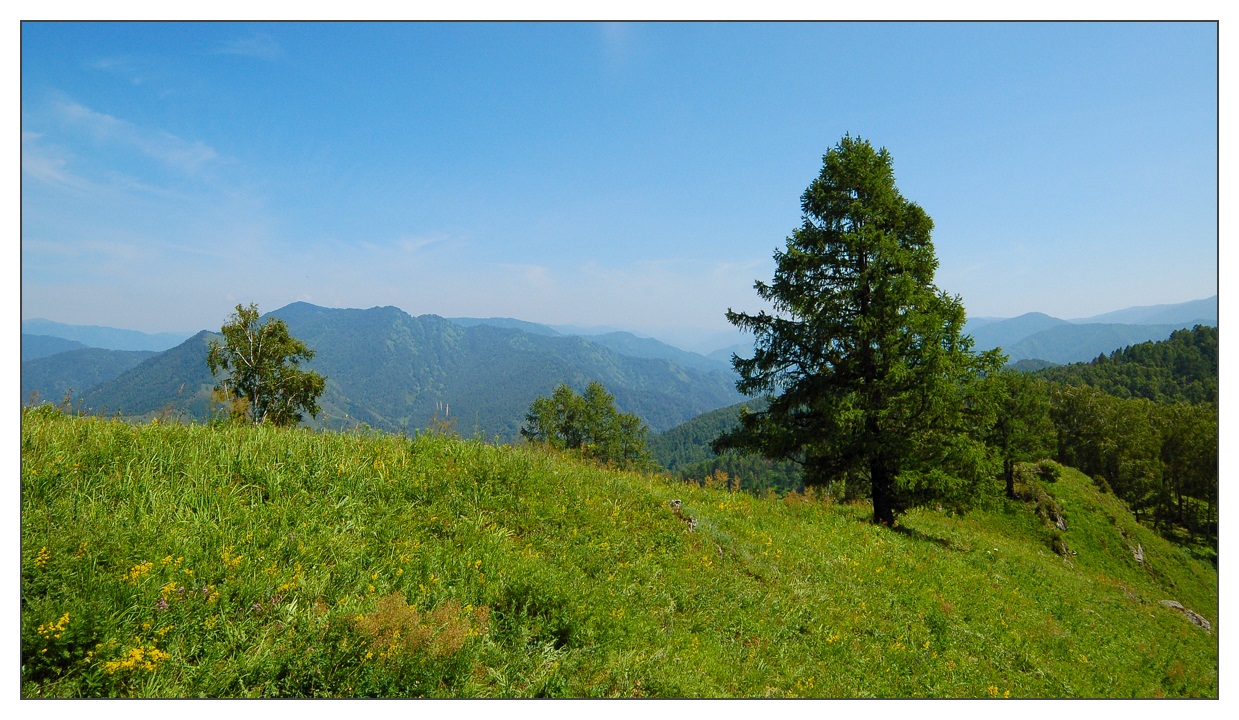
[{"left": 715, "top": 136, "right": 1000, "bottom": 524}]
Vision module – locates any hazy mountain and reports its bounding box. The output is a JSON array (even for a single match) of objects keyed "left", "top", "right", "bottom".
[
  {"left": 1008, "top": 358, "right": 1061, "bottom": 373},
  {"left": 706, "top": 342, "right": 753, "bottom": 365},
  {"left": 965, "top": 312, "right": 1072, "bottom": 354},
  {"left": 21, "top": 319, "right": 193, "bottom": 352},
  {"left": 22, "top": 347, "right": 159, "bottom": 406},
  {"left": 447, "top": 318, "right": 729, "bottom": 373},
  {"left": 446, "top": 317, "right": 561, "bottom": 336},
  {"left": 1005, "top": 323, "right": 1198, "bottom": 365},
  {"left": 964, "top": 296, "right": 1217, "bottom": 364},
  {"left": 1070, "top": 296, "right": 1217, "bottom": 326},
  {"left": 575, "top": 331, "right": 732, "bottom": 373},
  {"left": 962, "top": 316, "right": 1005, "bottom": 331},
  {"left": 22, "top": 334, "right": 89, "bottom": 362},
  {"left": 75, "top": 303, "right": 745, "bottom": 438}
]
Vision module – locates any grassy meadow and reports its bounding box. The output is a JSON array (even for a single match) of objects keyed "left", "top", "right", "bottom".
[{"left": 20, "top": 405, "right": 1217, "bottom": 698}]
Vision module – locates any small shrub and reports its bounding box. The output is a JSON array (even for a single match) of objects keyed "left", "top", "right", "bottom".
[
  {"left": 1036, "top": 460, "right": 1063, "bottom": 483},
  {"left": 1092, "top": 474, "right": 1112, "bottom": 494},
  {"left": 355, "top": 594, "right": 489, "bottom": 663},
  {"left": 1050, "top": 529, "right": 1068, "bottom": 556}
]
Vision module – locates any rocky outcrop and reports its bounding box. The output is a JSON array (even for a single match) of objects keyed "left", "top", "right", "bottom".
[{"left": 1159, "top": 600, "right": 1211, "bottom": 633}]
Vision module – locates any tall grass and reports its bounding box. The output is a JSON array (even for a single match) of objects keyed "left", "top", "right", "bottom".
[{"left": 20, "top": 406, "right": 1216, "bottom": 697}]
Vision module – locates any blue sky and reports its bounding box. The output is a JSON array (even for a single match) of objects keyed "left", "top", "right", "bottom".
[{"left": 20, "top": 21, "right": 1218, "bottom": 352}]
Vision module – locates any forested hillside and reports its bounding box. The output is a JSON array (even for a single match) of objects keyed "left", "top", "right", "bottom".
[
  {"left": 1035, "top": 325, "right": 1217, "bottom": 403},
  {"left": 649, "top": 400, "right": 802, "bottom": 495},
  {"left": 652, "top": 327, "right": 1219, "bottom": 557},
  {"left": 21, "top": 347, "right": 158, "bottom": 405}
]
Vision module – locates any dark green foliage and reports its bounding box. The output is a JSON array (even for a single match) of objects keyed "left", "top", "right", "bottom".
[
  {"left": 1035, "top": 325, "right": 1217, "bottom": 403},
  {"left": 676, "top": 453, "right": 803, "bottom": 495},
  {"left": 207, "top": 304, "right": 327, "bottom": 426},
  {"left": 649, "top": 399, "right": 766, "bottom": 472},
  {"left": 1036, "top": 460, "right": 1064, "bottom": 483},
  {"left": 649, "top": 399, "right": 805, "bottom": 495},
  {"left": 1049, "top": 383, "right": 1217, "bottom": 549},
  {"left": 521, "top": 382, "right": 655, "bottom": 470},
  {"left": 715, "top": 136, "right": 1001, "bottom": 524},
  {"left": 972, "top": 371, "right": 1056, "bottom": 498}
]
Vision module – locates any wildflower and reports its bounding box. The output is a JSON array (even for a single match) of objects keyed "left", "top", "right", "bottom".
[
  {"left": 123, "top": 561, "right": 154, "bottom": 584},
  {"left": 36, "top": 613, "right": 70, "bottom": 639},
  {"left": 34, "top": 547, "right": 51, "bottom": 568},
  {"left": 103, "top": 643, "right": 170, "bottom": 674},
  {"left": 155, "top": 598, "right": 169, "bottom": 611}
]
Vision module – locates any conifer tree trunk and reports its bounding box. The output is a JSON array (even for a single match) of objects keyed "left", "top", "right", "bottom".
[{"left": 870, "top": 453, "right": 896, "bottom": 526}]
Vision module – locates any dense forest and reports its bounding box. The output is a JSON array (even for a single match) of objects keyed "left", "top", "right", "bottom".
[
  {"left": 653, "top": 325, "right": 1219, "bottom": 558},
  {"left": 1032, "top": 327, "right": 1218, "bottom": 553},
  {"left": 1035, "top": 325, "right": 1217, "bottom": 403}
]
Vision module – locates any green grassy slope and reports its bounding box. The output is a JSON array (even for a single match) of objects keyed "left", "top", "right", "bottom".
[{"left": 21, "top": 407, "right": 1216, "bottom": 698}]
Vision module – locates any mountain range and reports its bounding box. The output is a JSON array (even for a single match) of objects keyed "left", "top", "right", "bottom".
[
  {"left": 23, "top": 303, "right": 744, "bottom": 439},
  {"left": 963, "top": 296, "right": 1216, "bottom": 364},
  {"left": 20, "top": 295, "right": 1217, "bottom": 437},
  {"left": 20, "top": 318, "right": 193, "bottom": 353}
]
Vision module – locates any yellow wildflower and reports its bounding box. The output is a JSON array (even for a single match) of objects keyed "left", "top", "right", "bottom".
[
  {"left": 123, "top": 561, "right": 154, "bottom": 584},
  {"left": 36, "top": 613, "right": 70, "bottom": 639}
]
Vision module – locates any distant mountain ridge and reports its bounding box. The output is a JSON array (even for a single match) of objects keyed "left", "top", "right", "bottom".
[
  {"left": 447, "top": 317, "right": 731, "bottom": 373},
  {"left": 1070, "top": 296, "right": 1217, "bottom": 325},
  {"left": 22, "top": 334, "right": 89, "bottom": 362},
  {"left": 21, "top": 319, "right": 193, "bottom": 352},
  {"left": 56, "top": 303, "right": 744, "bottom": 439},
  {"left": 964, "top": 296, "right": 1216, "bottom": 364},
  {"left": 23, "top": 295, "right": 1216, "bottom": 428},
  {"left": 21, "top": 346, "right": 158, "bottom": 404}
]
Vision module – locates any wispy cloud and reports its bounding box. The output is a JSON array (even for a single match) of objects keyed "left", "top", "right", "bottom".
[
  {"left": 395, "top": 234, "right": 453, "bottom": 253},
  {"left": 216, "top": 33, "right": 283, "bottom": 61},
  {"left": 52, "top": 99, "right": 220, "bottom": 175}
]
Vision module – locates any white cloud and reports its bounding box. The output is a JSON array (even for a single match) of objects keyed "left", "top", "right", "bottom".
[
  {"left": 395, "top": 234, "right": 453, "bottom": 253},
  {"left": 216, "top": 33, "right": 283, "bottom": 61},
  {"left": 52, "top": 98, "right": 221, "bottom": 175}
]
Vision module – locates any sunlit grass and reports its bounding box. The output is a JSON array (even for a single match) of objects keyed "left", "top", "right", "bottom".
[{"left": 21, "top": 405, "right": 1216, "bottom": 697}]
